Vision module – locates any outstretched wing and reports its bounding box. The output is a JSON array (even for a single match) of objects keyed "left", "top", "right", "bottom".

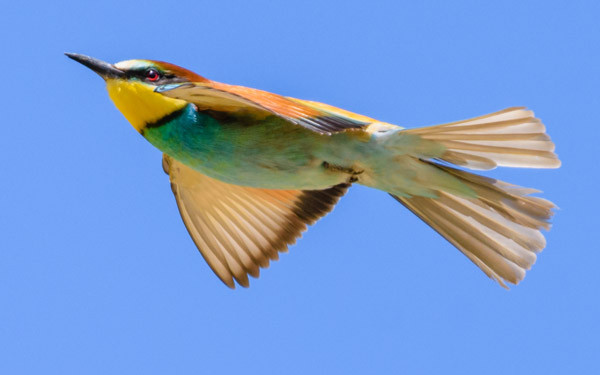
[
  {"left": 162, "top": 155, "right": 349, "bottom": 288},
  {"left": 156, "top": 81, "right": 372, "bottom": 134}
]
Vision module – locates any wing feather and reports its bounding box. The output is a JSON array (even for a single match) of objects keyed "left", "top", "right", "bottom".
[
  {"left": 156, "top": 82, "right": 370, "bottom": 134},
  {"left": 163, "top": 155, "right": 349, "bottom": 287}
]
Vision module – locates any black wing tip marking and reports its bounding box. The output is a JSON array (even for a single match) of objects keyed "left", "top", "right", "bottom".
[
  {"left": 298, "top": 116, "right": 368, "bottom": 134},
  {"left": 236, "top": 183, "right": 350, "bottom": 288},
  {"left": 294, "top": 183, "right": 350, "bottom": 224}
]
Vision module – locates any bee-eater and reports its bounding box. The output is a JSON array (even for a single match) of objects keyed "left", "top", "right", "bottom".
[{"left": 66, "top": 53, "right": 560, "bottom": 289}]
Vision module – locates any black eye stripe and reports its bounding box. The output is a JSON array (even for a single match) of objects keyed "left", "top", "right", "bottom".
[
  {"left": 125, "top": 68, "right": 161, "bottom": 78},
  {"left": 125, "top": 68, "right": 187, "bottom": 84}
]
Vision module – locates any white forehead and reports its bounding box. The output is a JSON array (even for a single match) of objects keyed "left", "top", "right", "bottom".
[{"left": 114, "top": 60, "right": 154, "bottom": 70}]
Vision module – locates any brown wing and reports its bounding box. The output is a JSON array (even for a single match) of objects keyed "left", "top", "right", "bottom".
[
  {"left": 156, "top": 82, "right": 370, "bottom": 134},
  {"left": 162, "top": 155, "right": 349, "bottom": 288}
]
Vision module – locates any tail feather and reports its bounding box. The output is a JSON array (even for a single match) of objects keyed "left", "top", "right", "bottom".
[
  {"left": 392, "top": 164, "right": 555, "bottom": 287},
  {"left": 439, "top": 166, "right": 554, "bottom": 230},
  {"left": 389, "top": 107, "right": 559, "bottom": 287},
  {"left": 395, "top": 194, "right": 527, "bottom": 286},
  {"left": 404, "top": 107, "right": 561, "bottom": 170}
]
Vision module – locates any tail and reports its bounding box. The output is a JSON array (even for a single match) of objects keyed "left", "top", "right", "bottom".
[{"left": 392, "top": 107, "right": 560, "bottom": 288}]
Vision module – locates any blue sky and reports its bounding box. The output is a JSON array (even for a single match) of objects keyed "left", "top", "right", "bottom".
[{"left": 1, "top": 1, "right": 598, "bottom": 373}]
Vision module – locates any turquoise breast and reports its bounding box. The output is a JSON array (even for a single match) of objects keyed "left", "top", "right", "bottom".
[{"left": 142, "top": 104, "right": 355, "bottom": 189}]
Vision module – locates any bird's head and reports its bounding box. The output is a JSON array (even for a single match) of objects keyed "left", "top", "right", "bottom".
[{"left": 66, "top": 53, "right": 207, "bottom": 132}]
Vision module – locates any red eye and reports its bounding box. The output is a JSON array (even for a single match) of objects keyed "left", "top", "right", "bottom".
[{"left": 145, "top": 69, "right": 160, "bottom": 81}]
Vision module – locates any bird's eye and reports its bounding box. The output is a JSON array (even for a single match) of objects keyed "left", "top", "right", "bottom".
[{"left": 145, "top": 69, "right": 160, "bottom": 82}]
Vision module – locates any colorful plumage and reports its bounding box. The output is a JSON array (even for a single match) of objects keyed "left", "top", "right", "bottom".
[{"left": 66, "top": 53, "right": 560, "bottom": 289}]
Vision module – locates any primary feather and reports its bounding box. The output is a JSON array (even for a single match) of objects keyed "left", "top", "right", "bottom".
[{"left": 163, "top": 155, "right": 348, "bottom": 287}]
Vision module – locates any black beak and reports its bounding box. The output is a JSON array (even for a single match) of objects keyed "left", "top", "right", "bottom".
[{"left": 65, "top": 53, "right": 125, "bottom": 79}]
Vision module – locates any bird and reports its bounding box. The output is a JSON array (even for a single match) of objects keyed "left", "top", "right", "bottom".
[{"left": 66, "top": 52, "right": 560, "bottom": 289}]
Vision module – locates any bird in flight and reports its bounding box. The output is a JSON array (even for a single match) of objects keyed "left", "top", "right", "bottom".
[{"left": 66, "top": 53, "right": 560, "bottom": 289}]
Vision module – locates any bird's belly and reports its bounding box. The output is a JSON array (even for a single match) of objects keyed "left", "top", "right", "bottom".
[
  {"left": 169, "top": 142, "right": 349, "bottom": 190},
  {"left": 183, "top": 150, "right": 347, "bottom": 189},
  {"left": 143, "top": 108, "right": 353, "bottom": 189}
]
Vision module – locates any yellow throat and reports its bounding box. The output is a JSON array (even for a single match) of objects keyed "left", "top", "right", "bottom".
[{"left": 106, "top": 79, "right": 188, "bottom": 132}]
